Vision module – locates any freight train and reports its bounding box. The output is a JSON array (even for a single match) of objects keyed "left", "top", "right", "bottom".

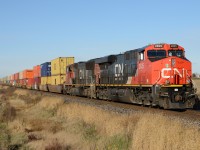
[{"left": 0, "top": 43, "right": 197, "bottom": 109}]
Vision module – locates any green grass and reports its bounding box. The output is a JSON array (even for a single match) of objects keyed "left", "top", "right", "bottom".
[
  {"left": 82, "top": 123, "right": 98, "bottom": 141},
  {"left": 104, "top": 134, "right": 131, "bottom": 150}
]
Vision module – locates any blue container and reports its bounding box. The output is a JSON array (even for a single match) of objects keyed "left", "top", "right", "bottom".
[{"left": 41, "top": 62, "right": 51, "bottom": 77}]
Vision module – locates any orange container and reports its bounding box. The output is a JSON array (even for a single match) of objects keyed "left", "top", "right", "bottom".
[
  {"left": 33, "top": 65, "right": 41, "bottom": 77},
  {"left": 23, "top": 70, "right": 33, "bottom": 79},
  {"left": 11, "top": 74, "right": 15, "bottom": 80}
]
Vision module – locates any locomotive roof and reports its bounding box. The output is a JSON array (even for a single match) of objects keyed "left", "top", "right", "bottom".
[
  {"left": 86, "top": 45, "right": 149, "bottom": 64},
  {"left": 126, "top": 45, "right": 149, "bottom": 53}
]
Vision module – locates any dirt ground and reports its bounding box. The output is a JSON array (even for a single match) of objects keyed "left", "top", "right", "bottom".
[{"left": 0, "top": 85, "right": 200, "bottom": 150}]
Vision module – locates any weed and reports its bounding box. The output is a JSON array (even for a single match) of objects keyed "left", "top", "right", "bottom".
[
  {"left": 48, "top": 122, "right": 63, "bottom": 134},
  {"left": 8, "top": 144, "right": 22, "bottom": 150},
  {"left": 80, "top": 122, "right": 99, "bottom": 141},
  {"left": 28, "top": 134, "right": 42, "bottom": 142},
  {"left": 46, "top": 108, "right": 57, "bottom": 117},
  {"left": 0, "top": 102, "right": 16, "bottom": 122},
  {"left": 45, "top": 138, "right": 71, "bottom": 150},
  {"left": 0, "top": 123, "right": 10, "bottom": 149},
  {"left": 10, "top": 132, "right": 28, "bottom": 146},
  {"left": 105, "top": 134, "right": 131, "bottom": 150}
]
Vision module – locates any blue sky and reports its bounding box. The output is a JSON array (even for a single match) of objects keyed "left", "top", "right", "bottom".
[{"left": 0, "top": 0, "right": 200, "bottom": 77}]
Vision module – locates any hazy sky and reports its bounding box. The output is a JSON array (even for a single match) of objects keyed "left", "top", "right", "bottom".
[{"left": 0, "top": 0, "right": 200, "bottom": 77}]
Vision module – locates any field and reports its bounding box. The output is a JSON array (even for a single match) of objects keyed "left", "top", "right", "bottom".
[
  {"left": 193, "top": 78, "right": 200, "bottom": 95},
  {"left": 0, "top": 85, "right": 200, "bottom": 150}
]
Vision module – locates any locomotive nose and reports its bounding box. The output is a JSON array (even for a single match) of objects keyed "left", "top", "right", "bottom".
[{"left": 171, "top": 58, "right": 176, "bottom": 67}]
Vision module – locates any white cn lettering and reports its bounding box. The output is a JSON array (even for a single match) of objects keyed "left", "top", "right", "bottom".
[
  {"left": 115, "top": 64, "right": 124, "bottom": 77},
  {"left": 161, "top": 68, "right": 183, "bottom": 78},
  {"left": 161, "top": 68, "right": 171, "bottom": 78},
  {"left": 174, "top": 68, "right": 182, "bottom": 78}
]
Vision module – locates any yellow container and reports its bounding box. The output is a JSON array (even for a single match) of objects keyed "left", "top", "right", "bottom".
[
  {"left": 51, "top": 57, "right": 74, "bottom": 76},
  {"left": 41, "top": 77, "right": 51, "bottom": 85},
  {"left": 51, "top": 75, "right": 66, "bottom": 85}
]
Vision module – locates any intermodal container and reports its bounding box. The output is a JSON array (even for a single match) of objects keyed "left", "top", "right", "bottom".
[
  {"left": 19, "top": 79, "right": 23, "bottom": 87},
  {"left": 51, "top": 57, "right": 74, "bottom": 76},
  {"left": 51, "top": 75, "right": 66, "bottom": 85},
  {"left": 6, "top": 76, "right": 9, "bottom": 81},
  {"left": 23, "top": 70, "right": 33, "bottom": 79},
  {"left": 32, "top": 77, "right": 41, "bottom": 89},
  {"left": 34, "top": 77, "right": 41, "bottom": 85},
  {"left": 14, "top": 73, "right": 19, "bottom": 80},
  {"left": 19, "top": 71, "right": 23, "bottom": 80},
  {"left": 4, "top": 77, "right": 8, "bottom": 84},
  {"left": 23, "top": 78, "right": 34, "bottom": 89},
  {"left": 13, "top": 73, "right": 19, "bottom": 86},
  {"left": 41, "top": 77, "right": 51, "bottom": 85},
  {"left": 41, "top": 62, "right": 51, "bottom": 77},
  {"left": 33, "top": 65, "right": 41, "bottom": 77},
  {"left": 11, "top": 74, "right": 15, "bottom": 81},
  {"left": 6, "top": 76, "right": 9, "bottom": 84},
  {"left": 8, "top": 76, "right": 11, "bottom": 84}
]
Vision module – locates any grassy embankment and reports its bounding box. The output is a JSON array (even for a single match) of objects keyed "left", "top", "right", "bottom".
[{"left": 0, "top": 85, "right": 200, "bottom": 149}]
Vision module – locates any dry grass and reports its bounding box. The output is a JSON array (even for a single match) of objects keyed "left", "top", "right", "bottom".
[
  {"left": 0, "top": 101, "right": 16, "bottom": 122},
  {"left": 9, "top": 99, "right": 27, "bottom": 110},
  {"left": 57, "top": 103, "right": 200, "bottom": 149},
  {"left": 38, "top": 96, "right": 65, "bottom": 110},
  {"left": 14, "top": 89, "right": 29, "bottom": 96},
  {"left": 1, "top": 87, "right": 200, "bottom": 149},
  {"left": 57, "top": 103, "right": 139, "bottom": 136},
  {"left": 132, "top": 113, "right": 200, "bottom": 150}
]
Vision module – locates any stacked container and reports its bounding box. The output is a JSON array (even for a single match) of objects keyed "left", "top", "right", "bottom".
[
  {"left": 7, "top": 76, "right": 10, "bottom": 84},
  {"left": 22, "top": 70, "right": 34, "bottom": 89},
  {"left": 19, "top": 71, "right": 23, "bottom": 87},
  {"left": 49, "top": 57, "right": 74, "bottom": 93},
  {"left": 10, "top": 74, "right": 15, "bottom": 85},
  {"left": 33, "top": 65, "right": 41, "bottom": 90},
  {"left": 14, "top": 73, "right": 19, "bottom": 86},
  {"left": 40, "top": 62, "right": 51, "bottom": 91}
]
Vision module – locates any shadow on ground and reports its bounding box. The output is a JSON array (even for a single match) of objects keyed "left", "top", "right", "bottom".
[{"left": 193, "top": 97, "right": 200, "bottom": 110}]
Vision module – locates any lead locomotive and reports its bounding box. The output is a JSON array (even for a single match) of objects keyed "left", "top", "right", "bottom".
[{"left": 64, "top": 43, "right": 196, "bottom": 109}]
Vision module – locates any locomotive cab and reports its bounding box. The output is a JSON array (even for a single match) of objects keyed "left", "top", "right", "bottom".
[{"left": 139, "top": 44, "right": 196, "bottom": 109}]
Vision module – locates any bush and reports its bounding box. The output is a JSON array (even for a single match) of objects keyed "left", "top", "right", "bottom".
[
  {"left": 0, "top": 102, "right": 16, "bottom": 122},
  {"left": 45, "top": 138, "right": 71, "bottom": 150}
]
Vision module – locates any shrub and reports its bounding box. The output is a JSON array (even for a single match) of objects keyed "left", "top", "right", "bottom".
[{"left": 45, "top": 138, "right": 71, "bottom": 150}]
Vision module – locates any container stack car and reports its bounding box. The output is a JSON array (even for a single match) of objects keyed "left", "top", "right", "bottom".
[
  {"left": 33, "top": 65, "right": 41, "bottom": 90},
  {"left": 48, "top": 57, "right": 74, "bottom": 93},
  {"left": 40, "top": 62, "right": 51, "bottom": 91}
]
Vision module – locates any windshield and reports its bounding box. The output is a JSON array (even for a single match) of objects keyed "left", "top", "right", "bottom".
[
  {"left": 168, "top": 50, "right": 183, "bottom": 57},
  {"left": 147, "top": 50, "right": 166, "bottom": 58}
]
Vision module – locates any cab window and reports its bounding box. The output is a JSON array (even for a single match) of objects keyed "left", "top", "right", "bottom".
[
  {"left": 168, "top": 50, "right": 183, "bottom": 57},
  {"left": 139, "top": 52, "right": 144, "bottom": 60},
  {"left": 147, "top": 50, "right": 166, "bottom": 58}
]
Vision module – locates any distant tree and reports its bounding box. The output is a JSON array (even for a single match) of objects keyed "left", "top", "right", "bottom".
[{"left": 192, "top": 73, "right": 197, "bottom": 78}]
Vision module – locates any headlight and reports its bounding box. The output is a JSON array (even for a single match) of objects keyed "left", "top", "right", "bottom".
[{"left": 174, "top": 88, "right": 178, "bottom": 92}]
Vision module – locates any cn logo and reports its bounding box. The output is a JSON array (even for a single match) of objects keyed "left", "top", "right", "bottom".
[
  {"left": 161, "top": 68, "right": 185, "bottom": 78},
  {"left": 115, "top": 64, "right": 124, "bottom": 77}
]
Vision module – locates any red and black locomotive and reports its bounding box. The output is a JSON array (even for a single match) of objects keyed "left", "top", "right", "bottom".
[{"left": 64, "top": 43, "right": 196, "bottom": 109}]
